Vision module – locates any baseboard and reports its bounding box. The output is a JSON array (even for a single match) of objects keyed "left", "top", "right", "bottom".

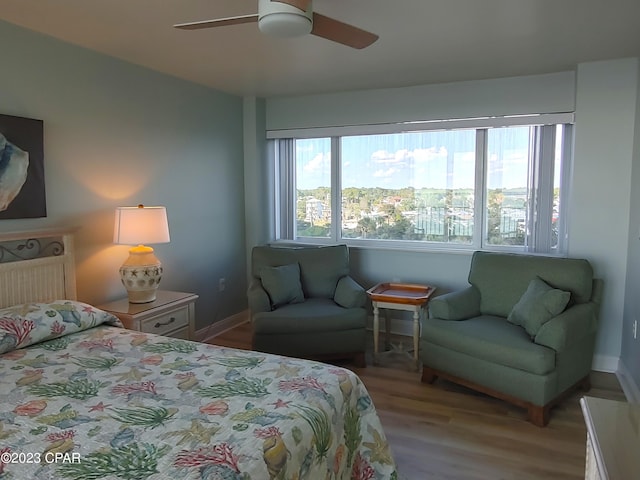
[
  {"left": 194, "top": 309, "right": 249, "bottom": 343},
  {"left": 591, "top": 354, "right": 619, "bottom": 374},
  {"left": 617, "top": 359, "right": 640, "bottom": 403}
]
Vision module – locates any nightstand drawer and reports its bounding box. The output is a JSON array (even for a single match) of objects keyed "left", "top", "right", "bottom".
[
  {"left": 168, "top": 327, "right": 189, "bottom": 340},
  {"left": 140, "top": 307, "right": 189, "bottom": 336},
  {"left": 99, "top": 291, "right": 198, "bottom": 340}
]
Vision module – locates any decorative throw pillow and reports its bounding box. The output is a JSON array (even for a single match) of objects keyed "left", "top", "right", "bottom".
[
  {"left": 0, "top": 300, "right": 122, "bottom": 354},
  {"left": 507, "top": 277, "right": 571, "bottom": 337},
  {"left": 259, "top": 263, "right": 305, "bottom": 309}
]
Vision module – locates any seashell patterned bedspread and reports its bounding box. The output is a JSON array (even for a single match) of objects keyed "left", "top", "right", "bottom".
[{"left": 0, "top": 325, "right": 398, "bottom": 479}]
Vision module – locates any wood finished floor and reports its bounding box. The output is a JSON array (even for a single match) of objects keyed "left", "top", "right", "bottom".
[{"left": 208, "top": 322, "right": 626, "bottom": 480}]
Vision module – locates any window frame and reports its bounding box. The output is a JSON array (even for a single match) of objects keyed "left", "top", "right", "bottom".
[{"left": 271, "top": 114, "right": 573, "bottom": 255}]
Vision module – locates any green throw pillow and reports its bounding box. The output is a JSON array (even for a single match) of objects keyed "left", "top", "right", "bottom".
[
  {"left": 259, "top": 263, "right": 305, "bottom": 308},
  {"left": 507, "top": 277, "right": 571, "bottom": 337}
]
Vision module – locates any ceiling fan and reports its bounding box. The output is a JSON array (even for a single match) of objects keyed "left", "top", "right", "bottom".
[{"left": 173, "top": 0, "right": 379, "bottom": 50}]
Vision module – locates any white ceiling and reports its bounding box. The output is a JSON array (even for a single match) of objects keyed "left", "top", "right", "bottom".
[{"left": 1, "top": 0, "right": 639, "bottom": 98}]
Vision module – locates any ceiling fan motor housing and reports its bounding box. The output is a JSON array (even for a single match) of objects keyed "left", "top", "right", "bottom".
[{"left": 258, "top": 0, "right": 313, "bottom": 38}]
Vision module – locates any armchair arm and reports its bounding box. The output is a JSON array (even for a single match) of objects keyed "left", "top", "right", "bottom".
[
  {"left": 534, "top": 302, "right": 598, "bottom": 351},
  {"left": 334, "top": 276, "right": 366, "bottom": 308},
  {"left": 247, "top": 278, "right": 271, "bottom": 315},
  {"left": 429, "top": 286, "right": 481, "bottom": 321}
]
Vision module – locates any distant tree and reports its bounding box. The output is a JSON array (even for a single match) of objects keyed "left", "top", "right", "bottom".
[
  {"left": 298, "top": 225, "right": 329, "bottom": 237},
  {"left": 358, "top": 217, "right": 377, "bottom": 238},
  {"left": 296, "top": 193, "right": 306, "bottom": 222},
  {"left": 391, "top": 217, "right": 412, "bottom": 238},
  {"left": 400, "top": 197, "right": 417, "bottom": 211}
]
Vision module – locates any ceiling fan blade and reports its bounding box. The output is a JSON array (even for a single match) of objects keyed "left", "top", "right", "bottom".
[
  {"left": 311, "top": 13, "right": 378, "bottom": 49},
  {"left": 271, "top": 0, "right": 312, "bottom": 11},
  {"left": 174, "top": 14, "right": 258, "bottom": 30}
]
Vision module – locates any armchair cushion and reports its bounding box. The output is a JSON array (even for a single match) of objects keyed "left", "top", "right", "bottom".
[
  {"left": 252, "top": 298, "right": 366, "bottom": 334},
  {"left": 507, "top": 277, "right": 571, "bottom": 337},
  {"left": 469, "top": 251, "right": 593, "bottom": 317},
  {"left": 251, "top": 245, "right": 349, "bottom": 299},
  {"left": 295, "top": 245, "right": 350, "bottom": 298},
  {"left": 424, "top": 315, "right": 556, "bottom": 375},
  {"left": 259, "top": 263, "right": 305, "bottom": 308}
]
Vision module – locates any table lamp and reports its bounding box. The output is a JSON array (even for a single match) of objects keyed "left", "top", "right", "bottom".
[{"left": 114, "top": 204, "right": 170, "bottom": 303}]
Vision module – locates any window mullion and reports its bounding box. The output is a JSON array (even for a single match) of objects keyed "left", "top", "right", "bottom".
[
  {"left": 475, "top": 129, "right": 487, "bottom": 249},
  {"left": 331, "top": 137, "right": 341, "bottom": 242}
]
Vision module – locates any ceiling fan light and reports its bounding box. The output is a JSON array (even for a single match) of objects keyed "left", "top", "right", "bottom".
[{"left": 258, "top": 13, "right": 312, "bottom": 37}]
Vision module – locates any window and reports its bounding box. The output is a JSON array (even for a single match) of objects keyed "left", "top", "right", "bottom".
[{"left": 273, "top": 115, "right": 572, "bottom": 254}]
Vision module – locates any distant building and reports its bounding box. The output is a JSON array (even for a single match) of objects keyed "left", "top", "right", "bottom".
[{"left": 305, "top": 197, "right": 330, "bottom": 225}]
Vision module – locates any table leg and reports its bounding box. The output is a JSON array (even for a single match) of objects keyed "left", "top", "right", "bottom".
[
  {"left": 373, "top": 303, "right": 379, "bottom": 365},
  {"left": 385, "top": 310, "right": 391, "bottom": 350},
  {"left": 413, "top": 308, "right": 420, "bottom": 370}
]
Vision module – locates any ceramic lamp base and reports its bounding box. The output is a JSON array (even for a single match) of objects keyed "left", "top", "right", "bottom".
[{"left": 119, "top": 245, "right": 163, "bottom": 303}]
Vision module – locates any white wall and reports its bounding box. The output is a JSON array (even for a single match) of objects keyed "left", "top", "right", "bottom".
[
  {"left": 0, "top": 20, "right": 248, "bottom": 330},
  {"left": 620, "top": 59, "right": 640, "bottom": 399},
  {"left": 570, "top": 58, "right": 639, "bottom": 370},
  {"left": 243, "top": 97, "right": 271, "bottom": 280},
  {"left": 261, "top": 63, "right": 640, "bottom": 371}
]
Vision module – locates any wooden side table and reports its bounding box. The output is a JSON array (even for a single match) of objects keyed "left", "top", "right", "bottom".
[
  {"left": 99, "top": 290, "right": 198, "bottom": 340},
  {"left": 366, "top": 283, "right": 435, "bottom": 369}
]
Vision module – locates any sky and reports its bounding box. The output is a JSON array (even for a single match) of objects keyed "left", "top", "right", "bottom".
[{"left": 295, "top": 127, "right": 559, "bottom": 191}]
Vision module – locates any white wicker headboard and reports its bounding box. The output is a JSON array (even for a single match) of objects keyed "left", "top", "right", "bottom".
[{"left": 0, "top": 228, "right": 77, "bottom": 308}]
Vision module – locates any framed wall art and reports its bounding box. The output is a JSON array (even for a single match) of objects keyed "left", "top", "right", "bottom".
[{"left": 0, "top": 113, "right": 46, "bottom": 219}]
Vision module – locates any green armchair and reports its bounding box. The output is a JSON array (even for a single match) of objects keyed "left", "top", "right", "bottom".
[
  {"left": 420, "top": 251, "right": 602, "bottom": 426},
  {"left": 249, "top": 244, "right": 367, "bottom": 366}
]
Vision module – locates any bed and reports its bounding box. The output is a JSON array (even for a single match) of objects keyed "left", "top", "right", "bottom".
[{"left": 0, "top": 229, "right": 398, "bottom": 480}]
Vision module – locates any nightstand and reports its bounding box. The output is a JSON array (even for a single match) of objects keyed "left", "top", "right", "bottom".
[{"left": 99, "top": 290, "right": 198, "bottom": 340}]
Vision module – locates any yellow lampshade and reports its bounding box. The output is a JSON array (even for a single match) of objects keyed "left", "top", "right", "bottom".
[{"left": 113, "top": 205, "right": 170, "bottom": 303}]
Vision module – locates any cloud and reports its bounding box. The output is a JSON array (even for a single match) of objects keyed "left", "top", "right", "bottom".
[
  {"left": 371, "top": 149, "right": 393, "bottom": 161},
  {"left": 371, "top": 147, "right": 450, "bottom": 168},
  {"left": 371, "top": 149, "right": 408, "bottom": 166},
  {"left": 411, "top": 146, "right": 448, "bottom": 163},
  {"left": 303, "top": 152, "right": 330, "bottom": 174}
]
